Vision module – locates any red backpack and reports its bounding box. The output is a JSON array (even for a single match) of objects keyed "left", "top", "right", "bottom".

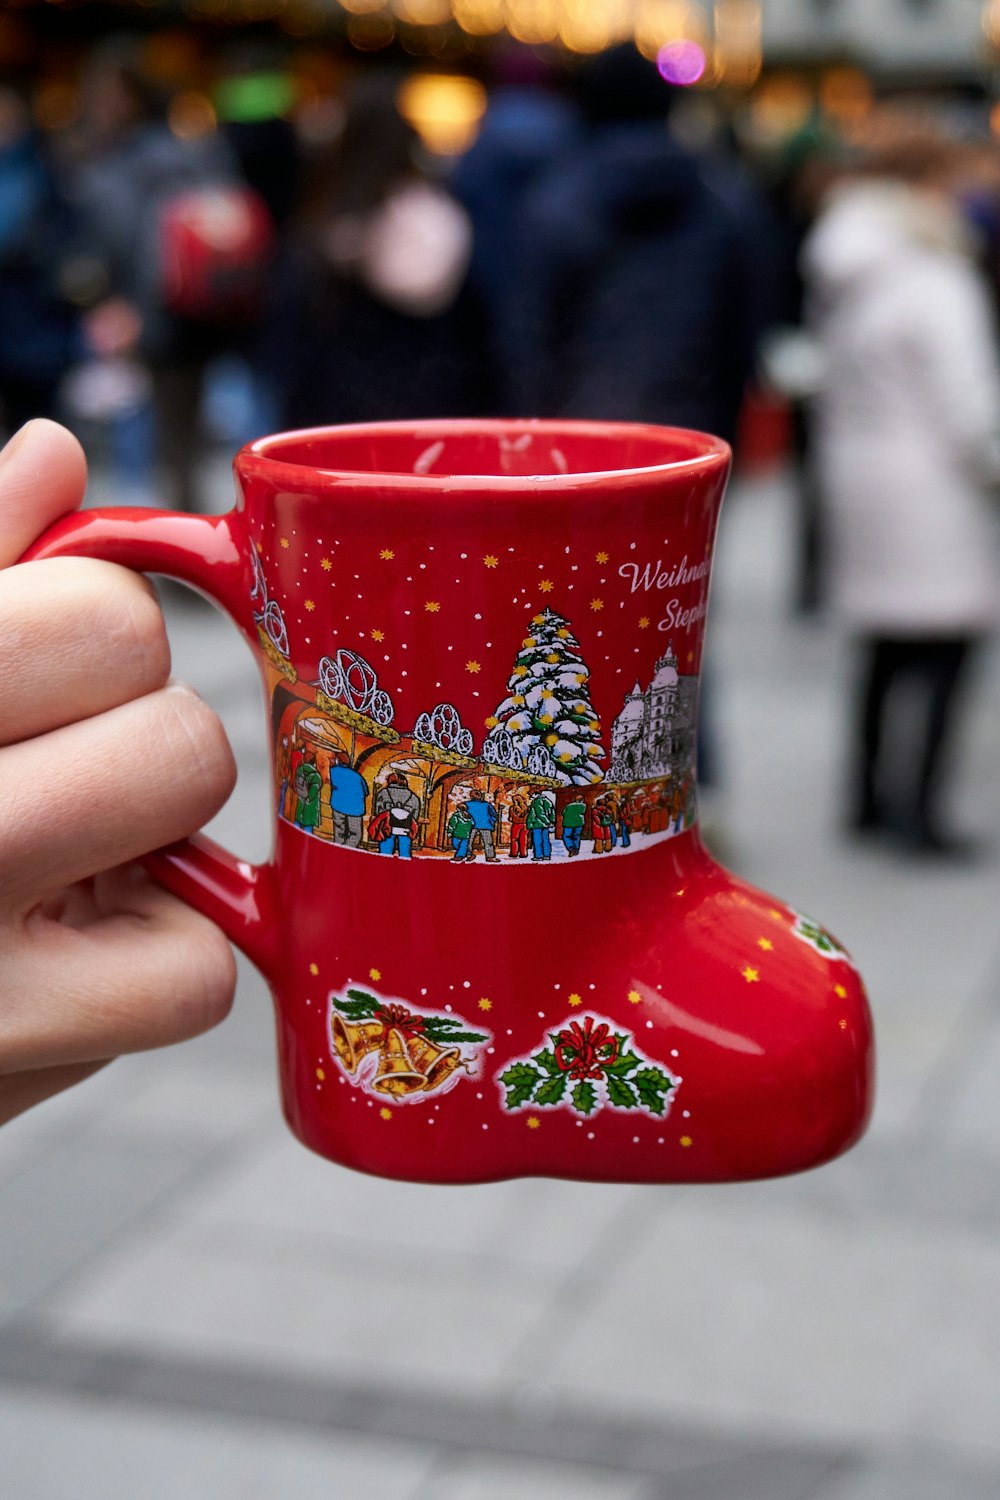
[{"left": 157, "top": 184, "right": 274, "bottom": 323}]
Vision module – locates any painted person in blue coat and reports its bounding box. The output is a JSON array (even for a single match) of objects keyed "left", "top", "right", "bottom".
[
  {"left": 464, "top": 791, "right": 499, "bottom": 863},
  {"left": 328, "top": 760, "right": 368, "bottom": 848}
]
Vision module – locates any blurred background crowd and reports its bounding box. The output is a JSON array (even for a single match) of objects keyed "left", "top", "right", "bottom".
[{"left": 4, "top": 0, "right": 1000, "bottom": 859}]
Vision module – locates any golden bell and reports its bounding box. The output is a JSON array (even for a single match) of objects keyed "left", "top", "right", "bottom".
[
  {"left": 405, "top": 1033, "right": 463, "bottom": 1095},
  {"left": 372, "top": 1028, "right": 428, "bottom": 1098},
  {"left": 331, "top": 1016, "right": 383, "bottom": 1075}
]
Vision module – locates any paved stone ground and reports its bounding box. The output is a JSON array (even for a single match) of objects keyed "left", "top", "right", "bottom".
[{"left": 2, "top": 457, "right": 999, "bottom": 1498}]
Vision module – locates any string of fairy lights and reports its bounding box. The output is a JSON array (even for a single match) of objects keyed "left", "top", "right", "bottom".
[{"left": 174, "top": 0, "right": 764, "bottom": 84}]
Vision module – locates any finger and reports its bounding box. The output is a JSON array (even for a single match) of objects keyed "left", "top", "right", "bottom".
[
  {"left": 0, "top": 1060, "right": 109, "bottom": 1128},
  {"left": 0, "top": 421, "right": 88, "bottom": 569},
  {"left": 0, "top": 559, "right": 169, "bottom": 748},
  {"left": 2, "top": 869, "right": 236, "bottom": 1072},
  {"left": 0, "top": 683, "right": 237, "bottom": 905}
]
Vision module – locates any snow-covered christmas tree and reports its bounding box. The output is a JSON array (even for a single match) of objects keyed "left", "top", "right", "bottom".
[{"left": 489, "top": 607, "right": 606, "bottom": 785}]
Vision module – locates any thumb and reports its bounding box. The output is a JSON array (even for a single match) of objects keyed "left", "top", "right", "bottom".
[{"left": 0, "top": 420, "right": 89, "bottom": 569}]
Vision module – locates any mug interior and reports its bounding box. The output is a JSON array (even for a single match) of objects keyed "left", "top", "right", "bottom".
[{"left": 244, "top": 419, "right": 728, "bottom": 483}]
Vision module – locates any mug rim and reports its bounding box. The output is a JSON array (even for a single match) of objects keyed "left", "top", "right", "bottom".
[{"left": 237, "top": 418, "right": 731, "bottom": 493}]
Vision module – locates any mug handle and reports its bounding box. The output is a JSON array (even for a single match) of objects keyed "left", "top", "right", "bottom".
[{"left": 19, "top": 507, "right": 275, "bottom": 979}]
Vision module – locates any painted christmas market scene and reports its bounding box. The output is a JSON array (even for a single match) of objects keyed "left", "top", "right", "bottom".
[{"left": 254, "top": 545, "right": 699, "bottom": 864}]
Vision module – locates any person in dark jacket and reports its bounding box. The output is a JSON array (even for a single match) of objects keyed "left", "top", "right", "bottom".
[
  {"left": 512, "top": 44, "right": 764, "bottom": 445},
  {"left": 0, "top": 84, "right": 81, "bottom": 433},
  {"left": 265, "top": 70, "right": 488, "bottom": 430}
]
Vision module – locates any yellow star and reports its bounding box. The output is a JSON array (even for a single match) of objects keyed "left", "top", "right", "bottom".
[
  {"left": 596, "top": 550, "right": 609, "bottom": 563},
  {"left": 627, "top": 990, "right": 641, "bottom": 1004},
  {"left": 425, "top": 600, "right": 441, "bottom": 613},
  {"left": 380, "top": 1107, "right": 393, "bottom": 1121},
  {"left": 741, "top": 966, "right": 760, "bottom": 984},
  {"left": 757, "top": 937, "right": 773, "bottom": 951},
  {"left": 478, "top": 997, "right": 492, "bottom": 1011},
  {"left": 369, "top": 967, "right": 382, "bottom": 981},
  {"left": 485, "top": 715, "right": 498, "bottom": 728},
  {"left": 834, "top": 984, "right": 848, "bottom": 999},
  {"left": 768, "top": 908, "right": 785, "bottom": 922},
  {"left": 638, "top": 616, "right": 650, "bottom": 629},
  {"left": 484, "top": 554, "right": 499, "bottom": 568},
  {"left": 567, "top": 992, "right": 582, "bottom": 1006},
  {"left": 680, "top": 1135, "right": 693, "bottom": 1148},
  {"left": 315, "top": 1067, "right": 325, "bottom": 1080},
  {"left": 309, "top": 963, "right": 319, "bottom": 975},
  {"left": 538, "top": 713, "right": 553, "bottom": 725},
  {"left": 466, "top": 660, "right": 481, "bottom": 673},
  {"left": 514, "top": 666, "right": 528, "bottom": 677},
  {"left": 512, "top": 694, "right": 525, "bottom": 706},
  {"left": 523, "top": 636, "right": 536, "bottom": 648},
  {"left": 526, "top": 1116, "right": 541, "bottom": 1130},
  {"left": 320, "top": 557, "right": 333, "bottom": 571},
  {"left": 590, "top": 597, "right": 604, "bottom": 611},
  {"left": 539, "top": 579, "right": 554, "bottom": 592},
  {"left": 558, "top": 629, "right": 571, "bottom": 639},
  {"left": 304, "top": 599, "right": 316, "bottom": 612},
  {"left": 559, "top": 750, "right": 572, "bottom": 761},
  {"left": 546, "top": 733, "right": 559, "bottom": 745},
  {"left": 380, "top": 548, "right": 395, "bottom": 560},
  {"left": 532, "top": 614, "right": 545, "bottom": 625},
  {"left": 588, "top": 721, "right": 600, "bottom": 733},
  {"left": 371, "top": 628, "right": 385, "bottom": 642},
  {"left": 279, "top": 536, "right": 290, "bottom": 549},
  {"left": 546, "top": 653, "right": 560, "bottom": 664}
]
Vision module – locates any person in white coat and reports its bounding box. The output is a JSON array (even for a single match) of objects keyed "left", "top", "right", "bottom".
[{"left": 802, "top": 129, "right": 1000, "bottom": 855}]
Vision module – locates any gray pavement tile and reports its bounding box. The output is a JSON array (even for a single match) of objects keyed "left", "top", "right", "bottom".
[
  {"left": 808, "top": 1450, "right": 1000, "bottom": 1500},
  {"left": 0, "top": 1388, "right": 437, "bottom": 1500},
  {"left": 0, "top": 1322, "right": 847, "bottom": 1490},
  {"left": 180, "top": 1131, "right": 640, "bottom": 1274},
  {"left": 936, "top": 1013, "right": 1000, "bottom": 1154},
  {"left": 772, "top": 1134, "right": 1000, "bottom": 1235},
  {"left": 514, "top": 1188, "right": 1000, "bottom": 1456},
  {"left": 421, "top": 1453, "right": 651, "bottom": 1500},
  {"left": 0, "top": 1131, "right": 239, "bottom": 1315},
  {"left": 643, "top": 1450, "right": 845, "bottom": 1500},
  {"left": 40, "top": 1213, "right": 559, "bottom": 1391}
]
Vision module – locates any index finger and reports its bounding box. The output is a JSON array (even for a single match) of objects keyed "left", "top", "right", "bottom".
[{"left": 0, "top": 421, "right": 88, "bottom": 569}]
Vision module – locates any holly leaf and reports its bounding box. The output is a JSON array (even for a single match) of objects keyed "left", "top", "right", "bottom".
[
  {"left": 500, "top": 1062, "right": 541, "bottom": 1109},
  {"left": 534, "top": 1048, "right": 563, "bottom": 1075},
  {"left": 535, "top": 1072, "right": 568, "bottom": 1106},
  {"left": 572, "top": 1080, "right": 598, "bottom": 1115},
  {"left": 603, "top": 1048, "right": 641, "bottom": 1077},
  {"left": 632, "top": 1067, "right": 675, "bottom": 1115},
  {"left": 606, "top": 1074, "right": 639, "bottom": 1110}
]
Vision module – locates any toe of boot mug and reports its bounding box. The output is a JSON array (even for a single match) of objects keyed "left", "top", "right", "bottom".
[{"left": 23, "top": 419, "right": 874, "bottom": 1184}]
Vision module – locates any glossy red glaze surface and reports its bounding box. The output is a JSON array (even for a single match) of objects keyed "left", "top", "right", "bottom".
[{"left": 23, "top": 419, "right": 874, "bottom": 1183}]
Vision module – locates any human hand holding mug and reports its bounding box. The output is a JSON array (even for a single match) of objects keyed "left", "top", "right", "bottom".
[
  {"left": 0, "top": 420, "right": 236, "bottom": 1127},
  {"left": 18, "top": 418, "right": 874, "bottom": 1182}
]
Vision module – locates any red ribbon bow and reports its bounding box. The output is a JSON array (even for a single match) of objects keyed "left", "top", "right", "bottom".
[
  {"left": 553, "top": 1017, "right": 620, "bottom": 1079},
  {"left": 375, "top": 1003, "right": 427, "bottom": 1043}
]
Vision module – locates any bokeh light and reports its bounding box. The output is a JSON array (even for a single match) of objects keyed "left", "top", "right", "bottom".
[
  {"left": 657, "top": 38, "right": 707, "bottom": 85},
  {"left": 397, "top": 70, "right": 487, "bottom": 154}
]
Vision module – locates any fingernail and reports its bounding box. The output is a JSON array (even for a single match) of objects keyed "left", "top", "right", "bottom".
[
  {"left": 0, "top": 421, "right": 37, "bottom": 468},
  {"left": 166, "top": 677, "right": 204, "bottom": 701}
]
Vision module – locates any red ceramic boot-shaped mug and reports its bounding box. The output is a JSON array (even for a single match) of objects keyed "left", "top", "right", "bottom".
[{"left": 23, "top": 420, "right": 874, "bottom": 1184}]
